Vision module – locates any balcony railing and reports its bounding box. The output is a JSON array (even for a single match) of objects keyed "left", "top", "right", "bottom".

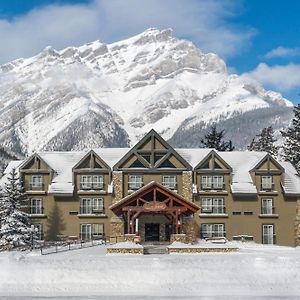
[
  {"left": 79, "top": 207, "right": 105, "bottom": 215},
  {"left": 162, "top": 182, "right": 177, "bottom": 190},
  {"left": 26, "top": 184, "right": 45, "bottom": 191},
  {"left": 260, "top": 183, "right": 275, "bottom": 191},
  {"left": 30, "top": 207, "right": 44, "bottom": 215},
  {"left": 263, "top": 234, "right": 276, "bottom": 244},
  {"left": 201, "top": 206, "right": 226, "bottom": 214},
  {"left": 201, "top": 183, "right": 225, "bottom": 190},
  {"left": 80, "top": 184, "right": 104, "bottom": 190},
  {"left": 128, "top": 182, "right": 143, "bottom": 190},
  {"left": 201, "top": 231, "right": 226, "bottom": 239},
  {"left": 261, "top": 207, "right": 276, "bottom": 215}
]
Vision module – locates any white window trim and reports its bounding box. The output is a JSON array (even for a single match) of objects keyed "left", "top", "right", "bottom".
[
  {"left": 128, "top": 175, "right": 143, "bottom": 189},
  {"left": 162, "top": 175, "right": 177, "bottom": 189},
  {"left": 262, "top": 224, "right": 275, "bottom": 244},
  {"left": 261, "top": 198, "right": 274, "bottom": 215},
  {"left": 201, "top": 198, "right": 225, "bottom": 214},
  {"left": 80, "top": 175, "right": 104, "bottom": 190},
  {"left": 80, "top": 223, "right": 104, "bottom": 240},
  {"left": 261, "top": 175, "right": 273, "bottom": 190},
  {"left": 201, "top": 223, "right": 225, "bottom": 238},
  {"left": 30, "top": 198, "right": 43, "bottom": 214},
  {"left": 31, "top": 175, "right": 43, "bottom": 188},
  {"left": 80, "top": 198, "right": 104, "bottom": 214}
]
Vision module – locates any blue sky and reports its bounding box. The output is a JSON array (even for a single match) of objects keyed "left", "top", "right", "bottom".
[{"left": 0, "top": 0, "right": 300, "bottom": 103}]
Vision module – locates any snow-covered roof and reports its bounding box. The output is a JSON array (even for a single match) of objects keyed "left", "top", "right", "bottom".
[{"left": 1, "top": 148, "right": 300, "bottom": 196}]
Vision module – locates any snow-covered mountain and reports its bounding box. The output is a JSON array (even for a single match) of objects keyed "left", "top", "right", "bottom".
[{"left": 0, "top": 28, "right": 293, "bottom": 156}]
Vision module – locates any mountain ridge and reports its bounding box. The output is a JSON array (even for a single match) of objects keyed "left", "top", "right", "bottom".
[{"left": 0, "top": 28, "right": 293, "bottom": 157}]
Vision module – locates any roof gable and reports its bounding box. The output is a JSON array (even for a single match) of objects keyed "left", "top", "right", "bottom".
[
  {"left": 251, "top": 154, "right": 284, "bottom": 173},
  {"left": 19, "top": 153, "right": 52, "bottom": 172},
  {"left": 113, "top": 129, "right": 192, "bottom": 170},
  {"left": 194, "top": 150, "right": 232, "bottom": 172},
  {"left": 72, "top": 150, "right": 110, "bottom": 171}
]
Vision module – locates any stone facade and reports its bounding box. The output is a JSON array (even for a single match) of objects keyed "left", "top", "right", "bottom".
[
  {"left": 110, "top": 216, "right": 124, "bottom": 239},
  {"left": 107, "top": 248, "right": 144, "bottom": 254},
  {"left": 112, "top": 171, "right": 123, "bottom": 203},
  {"left": 182, "top": 171, "right": 193, "bottom": 202},
  {"left": 170, "top": 233, "right": 187, "bottom": 243},
  {"left": 167, "top": 247, "right": 239, "bottom": 254}
]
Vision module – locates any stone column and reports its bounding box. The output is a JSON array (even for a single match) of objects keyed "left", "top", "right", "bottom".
[
  {"left": 295, "top": 199, "right": 300, "bottom": 246},
  {"left": 112, "top": 171, "right": 123, "bottom": 204},
  {"left": 110, "top": 216, "right": 124, "bottom": 240},
  {"left": 182, "top": 171, "right": 193, "bottom": 202}
]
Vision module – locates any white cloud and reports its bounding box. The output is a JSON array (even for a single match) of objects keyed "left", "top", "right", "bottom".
[
  {"left": 0, "top": 0, "right": 254, "bottom": 64},
  {"left": 242, "top": 63, "right": 300, "bottom": 92},
  {"left": 264, "top": 46, "right": 300, "bottom": 59}
]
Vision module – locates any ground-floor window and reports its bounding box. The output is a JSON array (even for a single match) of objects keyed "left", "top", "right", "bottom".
[
  {"left": 80, "top": 223, "right": 104, "bottom": 240},
  {"left": 262, "top": 224, "right": 275, "bottom": 244},
  {"left": 201, "top": 223, "right": 225, "bottom": 238},
  {"left": 33, "top": 223, "right": 43, "bottom": 240}
]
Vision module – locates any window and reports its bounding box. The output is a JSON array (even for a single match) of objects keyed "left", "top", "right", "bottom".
[
  {"left": 261, "top": 176, "right": 273, "bottom": 190},
  {"left": 31, "top": 175, "right": 43, "bottom": 188},
  {"left": 201, "top": 175, "right": 224, "bottom": 190},
  {"left": 30, "top": 198, "right": 42, "bottom": 214},
  {"left": 33, "top": 224, "right": 43, "bottom": 240},
  {"left": 201, "top": 223, "right": 225, "bottom": 238},
  {"left": 262, "top": 224, "right": 275, "bottom": 244},
  {"left": 162, "top": 175, "right": 177, "bottom": 189},
  {"left": 80, "top": 224, "right": 91, "bottom": 240},
  {"left": 128, "top": 175, "right": 143, "bottom": 190},
  {"left": 261, "top": 198, "right": 274, "bottom": 215},
  {"left": 80, "top": 198, "right": 104, "bottom": 214},
  {"left": 201, "top": 198, "right": 225, "bottom": 214},
  {"left": 80, "top": 175, "right": 104, "bottom": 190},
  {"left": 80, "top": 223, "right": 104, "bottom": 240},
  {"left": 232, "top": 211, "right": 241, "bottom": 215}
]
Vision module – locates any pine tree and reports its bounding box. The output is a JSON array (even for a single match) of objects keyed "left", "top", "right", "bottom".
[
  {"left": 247, "top": 126, "right": 278, "bottom": 156},
  {"left": 0, "top": 168, "right": 31, "bottom": 250},
  {"left": 281, "top": 104, "right": 300, "bottom": 174},
  {"left": 201, "top": 124, "right": 234, "bottom": 151}
]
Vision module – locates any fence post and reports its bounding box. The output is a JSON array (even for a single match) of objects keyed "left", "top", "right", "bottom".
[{"left": 55, "top": 243, "right": 58, "bottom": 253}]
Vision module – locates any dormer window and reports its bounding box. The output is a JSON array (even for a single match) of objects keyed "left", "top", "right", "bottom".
[
  {"left": 31, "top": 175, "right": 43, "bottom": 189},
  {"left": 261, "top": 176, "right": 273, "bottom": 190},
  {"left": 80, "top": 175, "right": 104, "bottom": 190},
  {"left": 201, "top": 175, "right": 224, "bottom": 190}
]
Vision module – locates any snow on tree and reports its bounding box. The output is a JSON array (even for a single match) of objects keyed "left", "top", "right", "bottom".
[
  {"left": 281, "top": 104, "right": 300, "bottom": 174},
  {"left": 247, "top": 126, "right": 278, "bottom": 156},
  {"left": 201, "top": 124, "right": 234, "bottom": 151},
  {"left": 0, "top": 168, "right": 31, "bottom": 250}
]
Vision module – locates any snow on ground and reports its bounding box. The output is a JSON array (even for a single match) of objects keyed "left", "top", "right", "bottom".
[{"left": 0, "top": 243, "right": 300, "bottom": 299}]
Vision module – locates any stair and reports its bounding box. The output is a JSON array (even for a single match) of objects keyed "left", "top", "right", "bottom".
[{"left": 143, "top": 245, "right": 168, "bottom": 255}]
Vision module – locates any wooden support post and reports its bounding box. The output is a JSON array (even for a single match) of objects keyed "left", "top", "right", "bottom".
[{"left": 127, "top": 211, "right": 131, "bottom": 234}]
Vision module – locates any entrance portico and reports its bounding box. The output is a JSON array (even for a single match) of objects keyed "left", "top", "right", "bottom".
[{"left": 110, "top": 181, "right": 199, "bottom": 242}]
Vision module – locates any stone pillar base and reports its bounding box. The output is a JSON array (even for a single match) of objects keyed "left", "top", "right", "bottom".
[
  {"left": 170, "top": 233, "right": 187, "bottom": 244},
  {"left": 124, "top": 234, "right": 136, "bottom": 242}
]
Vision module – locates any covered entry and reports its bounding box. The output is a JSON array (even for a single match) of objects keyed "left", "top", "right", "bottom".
[{"left": 110, "top": 181, "right": 199, "bottom": 242}]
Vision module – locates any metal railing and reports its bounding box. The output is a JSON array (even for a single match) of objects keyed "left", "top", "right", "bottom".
[
  {"left": 261, "top": 207, "right": 276, "bottom": 215},
  {"left": 80, "top": 184, "right": 105, "bottom": 190},
  {"left": 201, "top": 206, "right": 226, "bottom": 214}
]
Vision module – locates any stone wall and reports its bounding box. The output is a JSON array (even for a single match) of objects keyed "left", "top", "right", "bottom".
[
  {"left": 170, "top": 233, "right": 187, "bottom": 243},
  {"left": 182, "top": 171, "right": 193, "bottom": 202},
  {"left": 112, "top": 171, "right": 123, "bottom": 204},
  {"left": 110, "top": 216, "right": 124, "bottom": 239},
  {"left": 295, "top": 199, "right": 300, "bottom": 246},
  {"left": 107, "top": 248, "right": 144, "bottom": 254},
  {"left": 167, "top": 247, "right": 239, "bottom": 254}
]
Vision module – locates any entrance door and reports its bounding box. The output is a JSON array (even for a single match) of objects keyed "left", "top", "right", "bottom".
[{"left": 145, "top": 223, "right": 160, "bottom": 241}]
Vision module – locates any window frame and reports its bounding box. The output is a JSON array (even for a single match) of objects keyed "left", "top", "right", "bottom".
[
  {"left": 201, "top": 197, "right": 225, "bottom": 214},
  {"left": 30, "top": 198, "right": 43, "bottom": 214},
  {"left": 201, "top": 175, "right": 224, "bottom": 190},
  {"left": 128, "top": 174, "right": 143, "bottom": 190},
  {"left": 162, "top": 175, "right": 177, "bottom": 189},
  {"left": 80, "top": 175, "right": 104, "bottom": 190},
  {"left": 262, "top": 224, "right": 275, "bottom": 244},
  {"left": 201, "top": 223, "right": 225, "bottom": 238},
  {"left": 80, "top": 198, "right": 104, "bottom": 214},
  {"left": 31, "top": 175, "right": 43, "bottom": 188},
  {"left": 261, "top": 175, "right": 273, "bottom": 190},
  {"left": 80, "top": 223, "right": 104, "bottom": 240},
  {"left": 261, "top": 198, "right": 274, "bottom": 215}
]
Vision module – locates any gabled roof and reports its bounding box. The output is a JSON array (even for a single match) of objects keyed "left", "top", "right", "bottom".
[
  {"left": 113, "top": 129, "right": 192, "bottom": 170},
  {"left": 250, "top": 153, "right": 284, "bottom": 172},
  {"left": 72, "top": 149, "right": 110, "bottom": 170},
  {"left": 19, "top": 153, "right": 53, "bottom": 172},
  {"left": 194, "top": 149, "right": 232, "bottom": 171},
  {"left": 110, "top": 181, "right": 199, "bottom": 215}
]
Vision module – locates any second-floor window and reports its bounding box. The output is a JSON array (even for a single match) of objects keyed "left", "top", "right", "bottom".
[
  {"left": 128, "top": 175, "right": 143, "bottom": 190},
  {"left": 201, "top": 198, "right": 225, "bottom": 214},
  {"left": 261, "top": 198, "right": 274, "bottom": 215},
  {"left": 162, "top": 175, "right": 177, "bottom": 189},
  {"left": 80, "top": 198, "right": 104, "bottom": 214},
  {"left": 31, "top": 175, "right": 43, "bottom": 188},
  {"left": 201, "top": 175, "right": 224, "bottom": 190},
  {"left": 30, "top": 198, "right": 42, "bottom": 214},
  {"left": 80, "top": 175, "right": 104, "bottom": 190},
  {"left": 261, "top": 175, "right": 273, "bottom": 190}
]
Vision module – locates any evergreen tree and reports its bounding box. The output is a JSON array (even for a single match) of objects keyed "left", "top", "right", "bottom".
[
  {"left": 201, "top": 124, "right": 234, "bottom": 151},
  {"left": 0, "top": 168, "right": 31, "bottom": 250},
  {"left": 281, "top": 104, "right": 300, "bottom": 174},
  {"left": 247, "top": 126, "right": 278, "bottom": 156}
]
